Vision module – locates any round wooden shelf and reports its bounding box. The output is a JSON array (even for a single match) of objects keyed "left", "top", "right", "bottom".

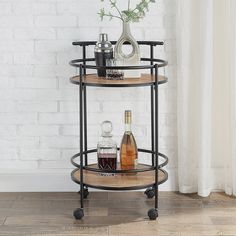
[
  {"left": 71, "top": 168, "right": 167, "bottom": 191},
  {"left": 70, "top": 74, "right": 167, "bottom": 87}
]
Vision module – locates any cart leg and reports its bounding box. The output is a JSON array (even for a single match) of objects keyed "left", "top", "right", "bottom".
[
  {"left": 145, "top": 84, "right": 155, "bottom": 198},
  {"left": 78, "top": 186, "right": 89, "bottom": 199},
  {"left": 148, "top": 64, "right": 159, "bottom": 220},
  {"left": 84, "top": 86, "right": 88, "bottom": 166},
  {"left": 151, "top": 85, "right": 155, "bottom": 167},
  {"left": 150, "top": 44, "right": 155, "bottom": 167},
  {"left": 74, "top": 64, "right": 84, "bottom": 220}
]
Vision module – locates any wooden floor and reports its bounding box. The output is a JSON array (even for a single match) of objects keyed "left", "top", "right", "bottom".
[{"left": 0, "top": 192, "right": 235, "bottom": 236}]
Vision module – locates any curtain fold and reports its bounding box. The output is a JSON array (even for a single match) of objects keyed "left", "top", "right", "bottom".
[
  {"left": 176, "top": 0, "right": 236, "bottom": 197},
  {"left": 227, "top": 0, "right": 236, "bottom": 196}
]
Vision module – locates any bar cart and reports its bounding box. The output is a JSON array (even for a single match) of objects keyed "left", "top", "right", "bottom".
[{"left": 69, "top": 41, "right": 168, "bottom": 220}]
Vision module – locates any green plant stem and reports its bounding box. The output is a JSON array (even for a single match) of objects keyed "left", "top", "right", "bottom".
[
  {"left": 128, "top": 0, "right": 131, "bottom": 10},
  {"left": 100, "top": 13, "right": 124, "bottom": 21},
  {"left": 109, "top": 0, "right": 123, "bottom": 19},
  {"left": 132, "top": 0, "right": 151, "bottom": 13}
]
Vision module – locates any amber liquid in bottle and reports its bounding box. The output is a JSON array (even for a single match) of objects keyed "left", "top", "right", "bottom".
[{"left": 120, "top": 110, "right": 138, "bottom": 170}]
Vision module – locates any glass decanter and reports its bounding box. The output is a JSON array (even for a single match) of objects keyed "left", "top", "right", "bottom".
[{"left": 97, "top": 121, "right": 117, "bottom": 170}]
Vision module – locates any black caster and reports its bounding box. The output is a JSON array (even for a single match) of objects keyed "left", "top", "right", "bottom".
[
  {"left": 148, "top": 208, "right": 158, "bottom": 220},
  {"left": 145, "top": 187, "right": 155, "bottom": 199},
  {"left": 73, "top": 208, "right": 84, "bottom": 220},
  {"left": 78, "top": 188, "right": 89, "bottom": 199}
]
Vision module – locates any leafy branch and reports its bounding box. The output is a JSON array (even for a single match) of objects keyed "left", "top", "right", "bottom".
[{"left": 98, "top": 0, "right": 156, "bottom": 23}]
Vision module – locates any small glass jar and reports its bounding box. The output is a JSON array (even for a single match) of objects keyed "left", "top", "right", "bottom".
[
  {"left": 106, "top": 59, "right": 124, "bottom": 80},
  {"left": 97, "top": 121, "right": 117, "bottom": 170}
]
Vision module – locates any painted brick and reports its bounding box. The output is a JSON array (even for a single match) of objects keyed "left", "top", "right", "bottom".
[
  {"left": 0, "top": 112, "right": 37, "bottom": 125},
  {"left": 0, "top": 126, "right": 17, "bottom": 137},
  {"left": 0, "top": 3, "right": 12, "bottom": 15},
  {"left": 0, "top": 65, "right": 33, "bottom": 77},
  {"left": 0, "top": 101, "right": 16, "bottom": 112},
  {"left": 0, "top": 137, "right": 39, "bottom": 148},
  {"left": 59, "top": 101, "right": 101, "bottom": 113},
  {"left": 38, "top": 160, "right": 72, "bottom": 169},
  {"left": 0, "top": 16, "right": 33, "bottom": 27},
  {"left": 12, "top": 3, "right": 32, "bottom": 15},
  {"left": 0, "top": 150, "right": 18, "bottom": 160},
  {"left": 12, "top": 89, "right": 77, "bottom": 101},
  {"left": 61, "top": 149, "right": 78, "bottom": 160},
  {"left": 15, "top": 77, "right": 57, "bottom": 89},
  {"left": 57, "top": 2, "right": 83, "bottom": 15},
  {"left": 56, "top": 51, "right": 81, "bottom": 65},
  {"left": 0, "top": 41, "right": 34, "bottom": 52},
  {"left": 0, "top": 29, "right": 13, "bottom": 39},
  {"left": 101, "top": 101, "right": 149, "bottom": 113},
  {"left": 14, "top": 28, "right": 56, "bottom": 40},
  {"left": 14, "top": 53, "right": 56, "bottom": 65},
  {"left": 60, "top": 125, "right": 78, "bottom": 136},
  {"left": 17, "top": 101, "right": 58, "bottom": 112},
  {"left": 19, "top": 149, "right": 60, "bottom": 161},
  {"left": 0, "top": 160, "right": 38, "bottom": 169},
  {"left": 0, "top": 53, "right": 13, "bottom": 65},
  {"left": 58, "top": 77, "right": 78, "bottom": 89},
  {"left": 39, "top": 113, "right": 78, "bottom": 125},
  {"left": 56, "top": 28, "right": 100, "bottom": 40},
  {"left": 32, "top": 3, "right": 56, "bottom": 15},
  {"left": 40, "top": 136, "right": 78, "bottom": 149},
  {"left": 59, "top": 101, "right": 78, "bottom": 112},
  {"left": 35, "top": 40, "right": 73, "bottom": 53},
  {"left": 35, "top": 16, "right": 77, "bottom": 27},
  {"left": 18, "top": 125, "right": 59, "bottom": 136}
]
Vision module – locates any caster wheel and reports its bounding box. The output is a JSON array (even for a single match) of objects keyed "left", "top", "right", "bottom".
[
  {"left": 73, "top": 208, "right": 84, "bottom": 220},
  {"left": 145, "top": 188, "right": 155, "bottom": 199},
  {"left": 78, "top": 188, "right": 89, "bottom": 199},
  {"left": 148, "top": 208, "right": 158, "bottom": 220}
]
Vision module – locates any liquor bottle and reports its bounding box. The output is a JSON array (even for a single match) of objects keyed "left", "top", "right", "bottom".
[
  {"left": 120, "top": 110, "right": 138, "bottom": 170},
  {"left": 97, "top": 121, "right": 117, "bottom": 170},
  {"left": 94, "top": 33, "right": 113, "bottom": 77}
]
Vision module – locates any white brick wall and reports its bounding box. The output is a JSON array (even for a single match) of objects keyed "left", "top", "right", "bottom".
[{"left": 0, "top": 0, "right": 177, "bottom": 191}]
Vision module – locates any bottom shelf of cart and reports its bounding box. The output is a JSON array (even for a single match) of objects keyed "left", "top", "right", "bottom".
[{"left": 71, "top": 168, "right": 168, "bottom": 191}]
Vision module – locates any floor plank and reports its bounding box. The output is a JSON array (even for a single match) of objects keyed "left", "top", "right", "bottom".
[{"left": 0, "top": 192, "right": 235, "bottom": 236}]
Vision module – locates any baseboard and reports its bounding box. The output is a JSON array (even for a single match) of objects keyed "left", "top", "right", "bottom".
[{"left": 0, "top": 168, "right": 178, "bottom": 192}]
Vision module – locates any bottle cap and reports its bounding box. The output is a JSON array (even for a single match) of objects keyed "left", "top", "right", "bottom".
[
  {"left": 94, "top": 33, "right": 113, "bottom": 53},
  {"left": 99, "top": 33, "right": 108, "bottom": 42},
  {"left": 125, "top": 110, "right": 132, "bottom": 124}
]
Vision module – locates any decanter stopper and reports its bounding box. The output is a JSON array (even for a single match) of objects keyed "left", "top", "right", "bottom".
[{"left": 101, "top": 120, "right": 113, "bottom": 137}]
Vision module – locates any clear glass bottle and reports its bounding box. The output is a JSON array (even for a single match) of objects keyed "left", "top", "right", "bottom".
[
  {"left": 97, "top": 121, "right": 117, "bottom": 170},
  {"left": 120, "top": 110, "right": 138, "bottom": 170}
]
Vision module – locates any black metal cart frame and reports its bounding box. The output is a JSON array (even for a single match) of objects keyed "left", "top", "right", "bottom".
[{"left": 69, "top": 41, "right": 168, "bottom": 220}]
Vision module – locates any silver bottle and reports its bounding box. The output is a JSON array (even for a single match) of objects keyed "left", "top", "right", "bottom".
[{"left": 94, "top": 33, "right": 113, "bottom": 77}]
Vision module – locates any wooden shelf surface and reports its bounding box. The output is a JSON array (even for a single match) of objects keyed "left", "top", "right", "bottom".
[
  {"left": 72, "top": 168, "right": 166, "bottom": 190},
  {"left": 70, "top": 74, "right": 167, "bottom": 87}
]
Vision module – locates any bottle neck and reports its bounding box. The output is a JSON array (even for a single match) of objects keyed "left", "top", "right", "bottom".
[{"left": 125, "top": 123, "right": 131, "bottom": 132}]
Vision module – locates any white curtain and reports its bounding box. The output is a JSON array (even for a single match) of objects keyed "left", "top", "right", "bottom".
[{"left": 176, "top": 0, "right": 236, "bottom": 197}]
